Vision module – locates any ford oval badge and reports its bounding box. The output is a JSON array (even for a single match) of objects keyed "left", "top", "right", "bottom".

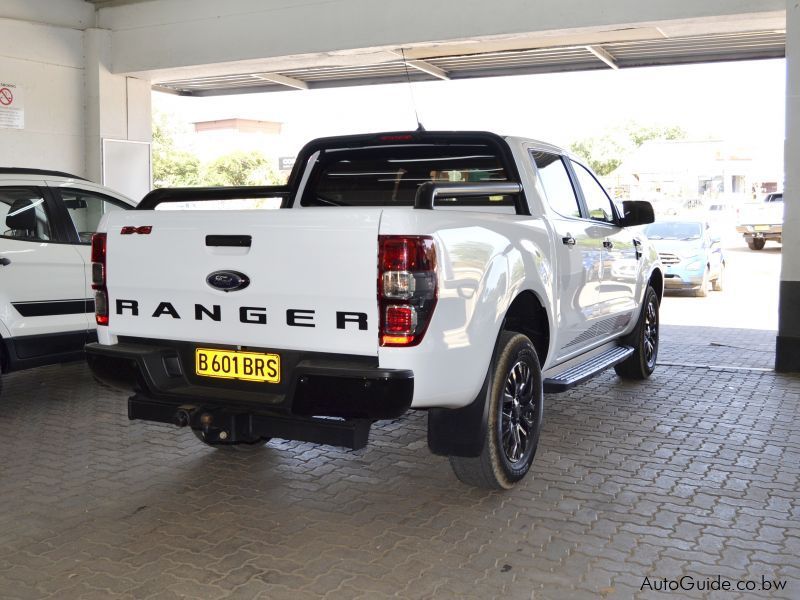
[{"left": 206, "top": 270, "right": 250, "bottom": 292}]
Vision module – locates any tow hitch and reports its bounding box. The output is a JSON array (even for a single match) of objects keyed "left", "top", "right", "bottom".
[{"left": 128, "top": 395, "right": 372, "bottom": 449}]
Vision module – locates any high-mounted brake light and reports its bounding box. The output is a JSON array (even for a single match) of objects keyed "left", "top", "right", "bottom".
[
  {"left": 91, "top": 233, "right": 108, "bottom": 326},
  {"left": 379, "top": 134, "right": 414, "bottom": 142},
  {"left": 378, "top": 236, "right": 437, "bottom": 347}
]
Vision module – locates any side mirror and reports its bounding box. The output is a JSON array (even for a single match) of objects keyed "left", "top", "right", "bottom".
[{"left": 619, "top": 200, "right": 655, "bottom": 227}]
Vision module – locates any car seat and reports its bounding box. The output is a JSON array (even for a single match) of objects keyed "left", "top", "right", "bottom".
[{"left": 4, "top": 198, "right": 38, "bottom": 239}]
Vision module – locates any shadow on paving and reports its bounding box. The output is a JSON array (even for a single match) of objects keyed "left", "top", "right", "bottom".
[
  {"left": 0, "top": 327, "right": 797, "bottom": 599},
  {"left": 660, "top": 324, "right": 777, "bottom": 370}
]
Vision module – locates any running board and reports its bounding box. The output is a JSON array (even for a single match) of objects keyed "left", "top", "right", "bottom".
[{"left": 543, "top": 345, "right": 634, "bottom": 393}]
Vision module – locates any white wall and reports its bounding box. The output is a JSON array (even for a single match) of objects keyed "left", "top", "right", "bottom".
[
  {"left": 0, "top": 18, "right": 86, "bottom": 175},
  {"left": 783, "top": 0, "right": 800, "bottom": 281},
  {"left": 0, "top": 3, "right": 151, "bottom": 188}
]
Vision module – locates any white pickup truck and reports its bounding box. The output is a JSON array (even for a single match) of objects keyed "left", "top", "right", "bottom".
[
  {"left": 736, "top": 192, "right": 784, "bottom": 250},
  {"left": 86, "top": 131, "right": 663, "bottom": 489}
]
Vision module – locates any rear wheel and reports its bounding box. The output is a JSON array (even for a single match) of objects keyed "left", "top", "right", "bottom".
[
  {"left": 615, "top": 286, "right": 659, "bottom": 380},
  {"left": 747, "top": 238, "right": 766, "bottom": 250},
  {"left": 449, "top": 332, "right": 543, "bottom": 490}
]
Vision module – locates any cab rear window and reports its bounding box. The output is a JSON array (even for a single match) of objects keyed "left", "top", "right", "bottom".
[{"left": 303, "top": 144, "right": 512, "bottom": 207}]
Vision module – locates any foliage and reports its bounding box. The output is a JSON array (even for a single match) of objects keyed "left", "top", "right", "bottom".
[
  {"left": 202, "top": 151, "right": 279, "bottom": 186},
  {"left": 569, "top": 123, "right": 688, "bottom": 176},
  {"left": 151, "top": 110, "right": 280, "bottom": 189},
  {"left": 151, "top": 112, "right": 201, "bottom": 188}
]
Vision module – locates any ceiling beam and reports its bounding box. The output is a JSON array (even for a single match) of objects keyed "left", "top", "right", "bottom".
[
  {"left": 251, "top": 72, "right": 309, "bottom": 90},
  {"left": 404, "top": 59, "right": 450, "bottom": 80},
  {"left": 585, "top": 45, "right": 619, "bottom": 69}
]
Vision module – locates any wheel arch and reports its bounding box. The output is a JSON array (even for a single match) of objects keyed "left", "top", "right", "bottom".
[
  {"left": 502, "top": 290, "right": 550, "bottom": 366},
  {"left": 648, "top": 267, "right": 664, "bottom": 304}
]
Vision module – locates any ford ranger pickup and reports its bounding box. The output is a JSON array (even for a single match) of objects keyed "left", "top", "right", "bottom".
[{"left": 85, "top": 131, "right": 662, "bottom": 489}]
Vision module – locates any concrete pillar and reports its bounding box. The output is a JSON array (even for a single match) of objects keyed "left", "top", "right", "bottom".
[
  {"left": 776, "top": 0, "right": 800, "bottom": 371},
  {"left": 83, "top": 28, "right": 151, "bottom": 192}
]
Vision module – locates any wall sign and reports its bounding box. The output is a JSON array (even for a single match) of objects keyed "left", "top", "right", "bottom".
[{"left": 0, "top": 82, "right": 24, "bottom": 129}]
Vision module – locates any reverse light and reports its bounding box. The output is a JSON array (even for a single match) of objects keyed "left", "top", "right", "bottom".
[
  {"left": 378, "top": 236, "right": 437, "bottom": 347},
  {"left": 382, "top": 271, "right": 416, "bottom": 299},
  {"left": 91, "top": 233, "right": 108, "bottom": 326}
]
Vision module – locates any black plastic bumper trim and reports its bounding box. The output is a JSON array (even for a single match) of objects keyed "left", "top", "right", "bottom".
[{"left": 85, "top": 340, "right": 414, "bottom": 420}]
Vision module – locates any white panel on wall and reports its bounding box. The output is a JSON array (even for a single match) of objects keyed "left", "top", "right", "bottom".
[{"left": 102, "top": 138, "right": 151, "bottom": 202}]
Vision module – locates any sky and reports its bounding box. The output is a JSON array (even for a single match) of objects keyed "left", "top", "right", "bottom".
[{"left": 153, "top": 58, "right": 786, "bottom": 160}]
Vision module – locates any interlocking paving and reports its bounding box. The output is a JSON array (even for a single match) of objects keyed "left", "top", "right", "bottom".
[{"left": 0, "top": 325, "right": 798, "bottom": 599}]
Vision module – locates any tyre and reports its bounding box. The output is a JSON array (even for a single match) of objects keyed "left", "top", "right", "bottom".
[
  {"left": 711, "top": 264, "right": 724, "bottom": 292},
  {"left": 694, "top": 267, "right": 709, "bottom": 297},
  {"left": 192, "top": 429, "right": 270, "bottom": 450},
  {"left": 747, "top": 238, "right": 766, "bottom": 251},
  {"left": 449, "top": 332, "right": 543, "bottom": 490},
  {"left": 614, "top": 285, "right": 659, "bottom": 380}
]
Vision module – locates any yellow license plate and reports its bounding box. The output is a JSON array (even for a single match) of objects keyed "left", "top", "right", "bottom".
[
  {"left": 754, "top": 225, "right": 770, "bottom": 231},
  {"left": 195, "top": 348, "right": 280, "bottom": 383}
]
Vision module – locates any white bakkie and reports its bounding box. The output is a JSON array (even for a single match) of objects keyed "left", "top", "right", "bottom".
[{"left": 86, "top": 131, "right": 663, "bottom": 489}]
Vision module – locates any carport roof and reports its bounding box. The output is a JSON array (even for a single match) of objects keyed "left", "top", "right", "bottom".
[{"left": 152, "top": 29, "right": 785, "bottom": 96}]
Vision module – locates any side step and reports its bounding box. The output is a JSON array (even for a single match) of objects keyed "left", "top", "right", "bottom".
[{"left": 543, "top": 345, "right": 634, "bottom": 393}]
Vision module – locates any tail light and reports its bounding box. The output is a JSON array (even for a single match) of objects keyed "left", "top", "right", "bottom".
[
  {"left": 91, "top": 233, "right": 108, "bottom": 326},
  {"left": 378, "top": 236, "right": 437, "bottom": 346}
]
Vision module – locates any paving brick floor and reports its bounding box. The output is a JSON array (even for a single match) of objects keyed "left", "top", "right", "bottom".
[{"left": 0, "top": 325, "right": 798, "bottom": 599}]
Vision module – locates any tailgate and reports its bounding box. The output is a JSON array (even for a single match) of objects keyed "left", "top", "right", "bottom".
[{"left": 103, "top": 208, "right": 382, "bottom": 356}]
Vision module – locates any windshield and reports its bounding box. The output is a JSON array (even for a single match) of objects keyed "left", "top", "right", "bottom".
[{"left": 644, "top": 221, "right": 703, "bottom": 240}]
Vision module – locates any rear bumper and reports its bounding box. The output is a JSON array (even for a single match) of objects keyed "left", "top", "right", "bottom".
[
  {"left": 736, "top": 225, "right": 782, "bottom": 239},
  {"left": 85, "top": 339, "right": 414, "bottom": 422}
]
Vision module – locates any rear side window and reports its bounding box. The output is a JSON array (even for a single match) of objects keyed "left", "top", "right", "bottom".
[
  {"left": 303, "top": 144, "right": 513, "bottom": 207},
  {"left": 531, "top": 151, "right": 581, "bottom": 218},
  {"left": 0, "top": 187, "right": 53, "bottom": 242},
  {"left": 59, "top": 189, "right": 129, "bottom": 244}
]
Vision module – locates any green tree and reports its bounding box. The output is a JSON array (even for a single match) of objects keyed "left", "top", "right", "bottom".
[
  {"left": 201, "top": 151, "right": 280, "bottom": 186},
  {"left": 151, "top": 111, "right": 201, "bottom": 188},
  {"left": 569, "top": 123, "right": 687, "bottom": 176}
]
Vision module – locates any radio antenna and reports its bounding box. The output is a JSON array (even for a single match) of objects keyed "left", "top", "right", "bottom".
[{"left": 400, "top": 48, "right": 425, "bottom": 131}]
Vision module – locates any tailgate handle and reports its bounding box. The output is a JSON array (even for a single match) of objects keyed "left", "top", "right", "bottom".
[{"left": 206, "top": 235, "right": 252, "bottom": 247}]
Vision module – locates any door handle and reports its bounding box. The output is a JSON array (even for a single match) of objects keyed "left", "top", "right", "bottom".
[
  {"left": 603, "top": 240, "right": 613, "bottom": 249},
  {"left": 562, "top": 235, "right": 576, "bottom": 247},
  {"left": 0, "top": 257, "right": 10, "bottom": 266}
]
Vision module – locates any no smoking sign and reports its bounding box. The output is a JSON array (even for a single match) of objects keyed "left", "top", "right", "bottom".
[
  {"left": 0, "top": 87, "right": 14, "bottom": 106},
  {"left": 0, "top": 82, "right": 24, "bottom": 129}
]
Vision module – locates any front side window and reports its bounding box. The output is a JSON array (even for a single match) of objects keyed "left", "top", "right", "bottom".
[
  {"left": 60, "top": 189, "right": 128, "bottom": 243},
  {"left": 531, "top": 151, "right": 581, "bottom": 218},
  {"left": 572, "top": 161, "right": 616, "bottom": 223},
  {"left": 0, "top": 187, "right": 52, "bottom": 242}
]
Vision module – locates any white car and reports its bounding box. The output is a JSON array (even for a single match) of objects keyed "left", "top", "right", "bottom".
[
  {"left": 0, "top": 168, "right": 135, "bottom": 376},
  {"left": 86, "top": 131, "right": 663, "bottom": 489}
]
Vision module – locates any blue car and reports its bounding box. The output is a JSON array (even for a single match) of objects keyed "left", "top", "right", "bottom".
[{"left": 643, "top": 220, "right": 725, "bottom": 297}]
